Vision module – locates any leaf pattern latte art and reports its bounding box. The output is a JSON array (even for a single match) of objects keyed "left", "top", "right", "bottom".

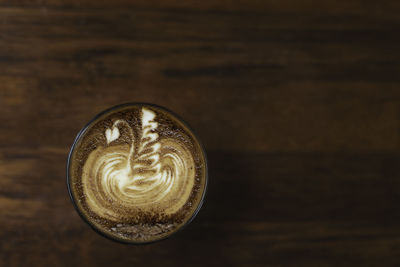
[{"left": 81, "top": 108, "right": 196, "bottom": 221}]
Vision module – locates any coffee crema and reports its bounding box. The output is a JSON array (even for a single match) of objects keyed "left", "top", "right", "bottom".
[{"left": 67, "top": 104, "right": 207, "bottom": 243}]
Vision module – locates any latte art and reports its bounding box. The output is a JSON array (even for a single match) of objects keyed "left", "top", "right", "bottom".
[
  {"left": 68, "top": 104, "right": 207, "bottom": 243},
  {"left": 82, "top": 108, "right": 195, "bottom": 221}
]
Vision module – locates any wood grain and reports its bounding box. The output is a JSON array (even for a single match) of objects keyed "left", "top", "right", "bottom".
[{"left": 0, "top": 0, "right": 399, "bottom": 266}]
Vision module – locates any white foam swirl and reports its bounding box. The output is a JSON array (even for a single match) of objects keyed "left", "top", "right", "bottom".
[{"left": 82, "top": 108, "right": 195, "bottom": 221}]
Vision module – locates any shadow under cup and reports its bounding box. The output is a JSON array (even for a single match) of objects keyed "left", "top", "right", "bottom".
[{"left": 66, "top": 103, "right": 208, "bottom": 244}]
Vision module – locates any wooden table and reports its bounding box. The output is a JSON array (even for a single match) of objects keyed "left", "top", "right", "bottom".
[{"left": 1, "top": 0, "right": 399, "bottom": 266}]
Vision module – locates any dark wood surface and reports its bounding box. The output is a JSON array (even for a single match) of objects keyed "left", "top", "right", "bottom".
[{"left": 1, "top": 0, "right": 400, "bottom": 266}]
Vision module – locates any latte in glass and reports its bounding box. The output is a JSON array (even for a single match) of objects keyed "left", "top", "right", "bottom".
[{"left": 67, "top": 103, "right": 207, "bottom": 243}]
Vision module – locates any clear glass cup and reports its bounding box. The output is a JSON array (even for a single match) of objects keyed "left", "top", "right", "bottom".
[{"left": 66, "top": 103, "right": 208, "bottom": 244}]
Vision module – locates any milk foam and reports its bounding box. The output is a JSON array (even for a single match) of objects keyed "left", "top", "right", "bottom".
[{"left": 81, "top": 108, "right": 195, "bottom": 221}]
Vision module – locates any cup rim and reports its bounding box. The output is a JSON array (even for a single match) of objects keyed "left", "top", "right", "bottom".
[{"left": 66, "top": 102, "right": 208, "bottom": 245}]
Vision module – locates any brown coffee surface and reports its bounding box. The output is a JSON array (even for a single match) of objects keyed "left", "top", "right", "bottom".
[{"left": 68, "top": 104, "right": 207, "bottom": 243}]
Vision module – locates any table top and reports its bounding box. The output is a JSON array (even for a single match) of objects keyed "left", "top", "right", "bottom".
[{"left": 1, "top": 0, "right": 399, "bottom": 266}]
